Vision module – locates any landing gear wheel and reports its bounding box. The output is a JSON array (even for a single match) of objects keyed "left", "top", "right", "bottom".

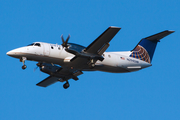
[
  {"left": 89, "top": 63, "right": 95, "bottom": 69},
  {"left": 91, "top": 63, "right": 95, "bottom": 67},
  {"left": 22, "top": 65, "right": 27, "bottom": 70},
  {"left": 63, "top": 82, "right": 70, "bottom": 89},
  {"left": 88, "top": 59, "right": 95, "bottom": 68}
]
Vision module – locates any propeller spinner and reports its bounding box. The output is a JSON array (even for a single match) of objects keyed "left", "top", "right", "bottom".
[{"left": 61, "top": 34, "right": 70, "bottom": 48}]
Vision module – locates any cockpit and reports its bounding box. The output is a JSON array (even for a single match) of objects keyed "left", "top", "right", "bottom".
[{"left": 27, "top": 43, "right": 41, "bottom": 47}]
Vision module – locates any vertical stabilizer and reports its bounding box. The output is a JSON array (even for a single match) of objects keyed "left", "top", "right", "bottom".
[{"left": 130, "top": 30, "right": 174, "bottom": 63}]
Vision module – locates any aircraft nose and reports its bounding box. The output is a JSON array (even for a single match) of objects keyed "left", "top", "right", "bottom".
[
  {"left": 6, "top": 49, "right": 16, "bottom": 56},
  {"left": 7, "top": 46, "right": 30, "bottom": 58},
  {"left": 6, "top": 51, "right": 11, "bottom": 56},
  {"left": 6, "top": 48, "right": 24, "bottom": 57}
]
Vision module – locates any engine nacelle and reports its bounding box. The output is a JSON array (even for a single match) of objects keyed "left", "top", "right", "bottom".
[{"left": 39, "top": 63, "right": 61, "bottom": 75}]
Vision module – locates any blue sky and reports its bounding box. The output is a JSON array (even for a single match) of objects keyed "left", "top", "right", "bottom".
[{"left": 1, "top": 0, "right": 180, "bottom": 120}]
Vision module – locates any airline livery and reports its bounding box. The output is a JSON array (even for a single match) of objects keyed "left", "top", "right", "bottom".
[{"left": 6, "top": 27, "right": 174, "bottom": 89}]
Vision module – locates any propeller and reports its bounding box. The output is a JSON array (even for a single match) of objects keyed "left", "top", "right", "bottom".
[
  {"left": 61, "top": 34, "right": 70, "bottom": 48},
  {"left": 33, "top": 66, "right": 38, "bottom": 72},
  {"left": 33, "top": 62, "right": 42, "bottom": 77},
  {"left": 34, "top": 62, "right": 42, "bottom": 72}
]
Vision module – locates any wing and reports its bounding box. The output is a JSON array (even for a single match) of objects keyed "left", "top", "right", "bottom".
[
  {"left": 36, "top": 65, "right": 83, "bottom": 87},
  {"left": 64, "top": 27, "right": 121, "bottom": 69},
  {"left": 36, "top": 76, "right": 59, "bottom": 87},
  {"left": 84, "top": 26, "right": 121, "bottom": 55}
]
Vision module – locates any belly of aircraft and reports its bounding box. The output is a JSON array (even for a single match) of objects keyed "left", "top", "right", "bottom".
[{"left": 94, "top": 65, "right": 131, "bottom": 73}]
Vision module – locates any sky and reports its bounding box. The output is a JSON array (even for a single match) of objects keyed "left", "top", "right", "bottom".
[{"left": 1, "top": 0, "right": 180, "bottom": 120}]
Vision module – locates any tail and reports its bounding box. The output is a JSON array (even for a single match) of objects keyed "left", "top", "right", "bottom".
[{"left": 130, "top": 30, "right": 174, "bottom": 63}]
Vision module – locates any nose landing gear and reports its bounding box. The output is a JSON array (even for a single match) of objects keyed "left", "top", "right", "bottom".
[
  {"left": 22, "top": 65, "right": 27, "bottom": 70},
  {"left": 20, "top": 57, "right": 27, "bottom": 70}
]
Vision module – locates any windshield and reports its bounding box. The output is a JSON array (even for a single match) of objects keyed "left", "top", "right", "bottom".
[
  {"left": 34, "top": 43, "right": 41, "bottom": 47},
  {"left": 27, "top": 43, "right": 41, "bottom": 47}
]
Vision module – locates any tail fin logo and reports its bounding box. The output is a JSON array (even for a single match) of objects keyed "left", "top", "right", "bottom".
[{"left": 130, "top": 45, "right": 150, "bottom": 63}]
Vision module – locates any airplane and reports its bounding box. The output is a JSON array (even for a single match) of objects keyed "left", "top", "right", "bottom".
[{"left": 6, "top": 27, "right": 174, "bottom": 89}]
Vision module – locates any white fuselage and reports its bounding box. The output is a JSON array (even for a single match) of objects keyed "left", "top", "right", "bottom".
[{"left": 7, "top": 42, "right": 151, "bottom": 73}]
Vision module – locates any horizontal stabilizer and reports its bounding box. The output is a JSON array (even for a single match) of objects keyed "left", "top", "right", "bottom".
[
  {"left": 36, "top": 76, "right": 58, "bottom": 87},
  {"left": 145, "top": 30, "right": 175, "bottom": 41},
  {"left": 130, "top": 30, "right": 174, "bottom": 63}
]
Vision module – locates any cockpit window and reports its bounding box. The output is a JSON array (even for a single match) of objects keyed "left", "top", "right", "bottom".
[
  {"left": 34, "top": 43, "right": 41, "bottom": 47},
  {"left": 27, "top": 43, "right": 34, "bottom": 46}
]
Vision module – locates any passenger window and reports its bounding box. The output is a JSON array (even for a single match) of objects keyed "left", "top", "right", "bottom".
[
  {"left": 34, "top": 43, "right": 41, "bottom": 47},
  {"left": 108, "top": 55, "right": 111, "bottom": 58},
  {"left": 58, "top": 47, "right": 61, "bottom": 50},
  {"left": 51, "top": 46, "right": 54, "bottom": 49}
]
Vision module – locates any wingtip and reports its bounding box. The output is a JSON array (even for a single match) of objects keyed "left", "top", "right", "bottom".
[
  {"left": 168, "top": 30, "right": 175, "bottom": 33},
  {"left": 109, "top": 26, "right": 121, "bottom": 29}
]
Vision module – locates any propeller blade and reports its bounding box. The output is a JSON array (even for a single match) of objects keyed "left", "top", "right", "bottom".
[
  {"left": 34, "top": 62, "right": 41, "bottom": 72},
  {"left": 65, "top": 34, "right": 70, "bottom": 44},
  {"left": 61, "top": 34, "right": 65, "bottom": 43},
  {"left": 33, "top": 66, "right": 38, "bottom": 72},
  {"left": 61, "top": 34, "right": 70, "bottom": 48}
]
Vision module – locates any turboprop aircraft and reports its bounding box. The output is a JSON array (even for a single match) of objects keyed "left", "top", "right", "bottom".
[{"left": 6, "top": 27, "right": 174, "bottom": 89}]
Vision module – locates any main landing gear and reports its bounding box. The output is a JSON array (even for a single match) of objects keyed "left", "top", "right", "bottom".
[
  {"left": 20, "top": 57, "right": 27, "bottom": 70},
  {"left": 63, "top": 81, "right": 70, "bottom": 89},
  {"left": 89, "top": 59, "right": 95, "bottom": 68}
]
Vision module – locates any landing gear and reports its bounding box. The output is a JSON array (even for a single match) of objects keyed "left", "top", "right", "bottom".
[
  {"left": 88, "top": 59, "right": 95, "bottom": 68},
  {"left": 91, "top": 63, "right": 95, "bottom": 67},
  {"left": 20, "top": 57, "right": 27, "bottom": 70},
  {"left": 63, "top": 81, "right": 70, "bottom": 89},
  {"left": 22, "top": 65, "right": 27, "bottom": 70}
]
